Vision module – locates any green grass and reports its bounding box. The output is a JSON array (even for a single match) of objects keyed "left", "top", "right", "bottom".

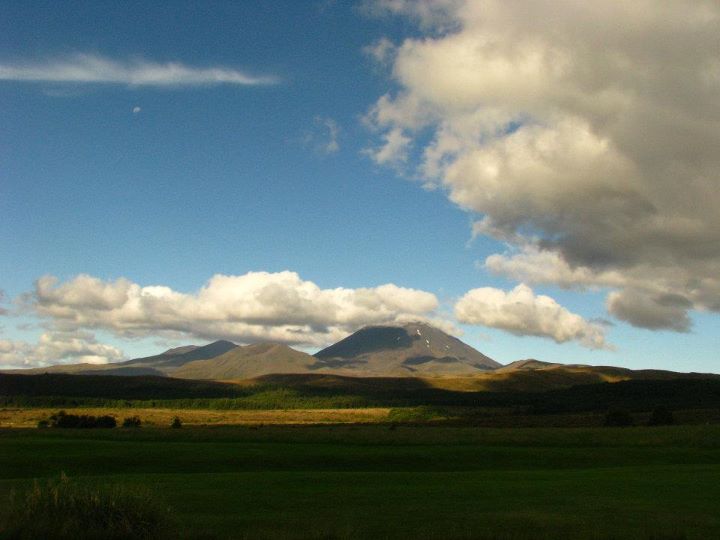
[
  {"left": 2, "top": 424, "right": 720, "bottom": 538},
  {"left": 2, "top": 474, "right": 175, "bottom": 539}
]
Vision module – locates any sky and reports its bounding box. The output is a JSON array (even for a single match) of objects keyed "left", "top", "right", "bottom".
[{"left": 1, "top": 0, "right": 719, "bottom": 372}]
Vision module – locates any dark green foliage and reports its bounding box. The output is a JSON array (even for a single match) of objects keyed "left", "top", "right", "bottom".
[
  {"left": 605, "top": 409, "right": 634, "bottom": 427},
  {"left": 2, "top": 474, "right": 175, "bottom": 539},
  {"left": 0, "top": 373, "right": 239, "bottom": 400},
  {"left": 170, "top": 416, "right": 182, "bottom": 429},
  {"left": 49, "top": 410, "right": 117, "bottom": 429},
  {"left": 36, "top": 419, "right": 49, "bottom": 429},
  {"left": 4, "top": 374, "right": 720, "bottom": 417},
  {"left": 648, "top": 406, "right": 675, "bottom": 426},
  {"left": 122, "top": 416, "right": 142, "bottom": 428}
]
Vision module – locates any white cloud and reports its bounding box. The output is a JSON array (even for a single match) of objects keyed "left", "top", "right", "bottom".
[
  {"left": 484, "top": 245, "right": 627, "bottom": 291},
  {"left": 367, "top": 0, "right": 720, "bottom": 332},
  {"left": 0, "top": 53, "right": 277, "bottom": 87},
  {"left": 366, "top": 127, "right": 411, "bottom": 166},
  {"left": 132, "top": 106, "right": 141, "bottom": 114},
  {"left": 317, "top": 116, "right": 340, "bottom": 154},
  {"left": 26, "top": 271, "right": 440, "bottom": 348},
  {"left": 455, "top": 284, "right": 608, "bottom": 349},
  {"left": 0, "top": 331, "right": 123, "bottom": 368}
]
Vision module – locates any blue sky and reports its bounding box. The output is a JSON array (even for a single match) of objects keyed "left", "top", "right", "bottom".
[{"left": 2, "top": 1, "right": 719, "bottom": 371}]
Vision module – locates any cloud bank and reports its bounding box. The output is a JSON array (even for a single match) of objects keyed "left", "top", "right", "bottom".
[
  {"left": 455, "top": 284, "right": 608, "bottom": 349},
  {"left": 25, "top": 272, "right": 440, "bottom": 347},
  {"left": 0, "top": 331, "right": 123, "bottom": 368},
  {"left": 367, "top": 0, "right": 720, "bottom": 332},
  {"left": 0, "top": 53, "right": 277, "bottom": 86}
]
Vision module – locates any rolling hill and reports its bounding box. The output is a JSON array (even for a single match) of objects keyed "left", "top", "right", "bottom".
[{"left": 172, "top": 343, "right": 316, "bottom": 380}]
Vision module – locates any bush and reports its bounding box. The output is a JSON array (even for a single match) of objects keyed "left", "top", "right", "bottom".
[
  {"left": 36, "top": 419, "right": 50, "bottom": 429},
  {"left": 49, "top": 410, "right": 117, "bottom": 429},
  {"left": 648, "top": 406, "right": 675, "bottom": 426},
  {"left": 604, "top": 409, "right": 634, "bottom": 427},
  {"left": 2, "top": 474, "right": 176, "bottom": 539},
  {"left": 170, "top": 416, "right": 182, "bottom": 429},
  {"left": 122, "top": 416, "right": 142, "bottom": 428}
]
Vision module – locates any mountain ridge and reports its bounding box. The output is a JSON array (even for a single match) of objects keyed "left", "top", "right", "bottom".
[{"left": 5, "top": 322, "right": 715, "bottom": 386}]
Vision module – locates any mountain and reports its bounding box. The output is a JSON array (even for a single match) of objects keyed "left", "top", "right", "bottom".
[
  {"left": 496, "top": 359, "right": 562, "bottom": 372},
  {"left": 121, "top": 340, "right": 239, "bottom": 370},
  {"left": 3, "top": 323, "right": 499, "bottom": 379},
  {"left": 3, "top": 324, "right": 718, "bottom": 389},
  {"left": 313, "top": 322, "right": 501, "bottom": 376},
  {"left": 172, "top": 343, "right": 316, "bottom": 380},
  {"left": 5, "top": 340, "right": 239, "bottom": 377}
]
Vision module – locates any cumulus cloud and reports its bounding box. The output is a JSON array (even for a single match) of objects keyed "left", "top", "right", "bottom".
[
  {"left": 366, "top": 0, "right": 720, "bottom": 332},
  {"left": 0, "top": 53, "right": 277, "bottom": 87},
  {"left": 25, "top": 271, "right": 440, "bottom": 348},
  {"left": 132, "top": 106, "right": 141, "bottom": 114},
  {"left": 455, "top": 284, "right": 608, "bottom": 349},
  {"left": 0, "top": 331, "right": 123, "bottom": 368}
]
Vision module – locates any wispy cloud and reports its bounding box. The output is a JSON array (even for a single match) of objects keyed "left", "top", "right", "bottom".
[
  {"left": 302, "top": 116, "right": 341, "bottom": 155},
  {"left": 0, "top": 53, "right": 278, "bottom": 87},
  {"left": 316, "top": 116, "right": 340, "bottom": 154}
]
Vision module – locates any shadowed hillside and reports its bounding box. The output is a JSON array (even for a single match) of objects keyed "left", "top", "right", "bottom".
[
  {"left": 4, "top": 372, "right": 720, "bottom": 415},
  {"left": 313, "top": 322, "right": 500, "bottom": 375}
]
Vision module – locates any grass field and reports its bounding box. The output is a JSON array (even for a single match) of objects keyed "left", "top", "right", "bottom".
[
  {"left": 2, "top": 424, "right": 720, "bottom": 539},
  {"left": 0, "top": 407, "right": 393, "bottom": 428}
]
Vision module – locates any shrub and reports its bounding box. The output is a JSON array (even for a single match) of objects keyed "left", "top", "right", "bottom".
[
  {"left": 170, "top": 416, "right": 182, "bottom": 429},
  {"left": 604, "top": 409, "right": 634, "bottom": 427},
  {"left": 49, "top": 410, "right": 117, "bottom": 429},
  {"left": 2, "top": 474, "right": 176, "bottom": 539},
  {"left": 122, "top": 416, "right": 142, "bottom": 428},
  {"left": 648, "top": 406, "right": 675, "bottom": 426},
  {"left": 36, "top": 419, "right": 50, "bottom": 429}
]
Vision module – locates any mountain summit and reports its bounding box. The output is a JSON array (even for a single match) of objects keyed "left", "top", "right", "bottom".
[{"left": 313, "top": 321, "right": 500, "bottom": 376}]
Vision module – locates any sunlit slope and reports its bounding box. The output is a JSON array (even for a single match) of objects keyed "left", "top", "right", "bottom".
[
  {"left": 253, "top": 362, "right": 720, "bottom": 393},
  {"left": 172, "top": 343, "right": 316, "bottom": 380}
]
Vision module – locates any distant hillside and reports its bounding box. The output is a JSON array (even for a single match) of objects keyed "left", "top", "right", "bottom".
[
  {"left": 5, "top": 340, "right": 239, "bottom": 377},
  {"left": 121, "top": 340, "right": 239, "bottom": 370},
  {"left": 313, "top": 322, "right": 500, "bottom": 375},
  {"left": 173, "top": 343, "right": 316, "bottom": 380},
  {"left": 4, "top": 323, "right": 715, "bottom": 385}
]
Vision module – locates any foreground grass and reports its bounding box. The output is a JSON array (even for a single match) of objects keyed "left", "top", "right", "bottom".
[
  {"left": 3, "top": 475, "right": 175, "bottom": 539},
  {"left": 1, "top": 425, "right": 720, "bottom": 538}
]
